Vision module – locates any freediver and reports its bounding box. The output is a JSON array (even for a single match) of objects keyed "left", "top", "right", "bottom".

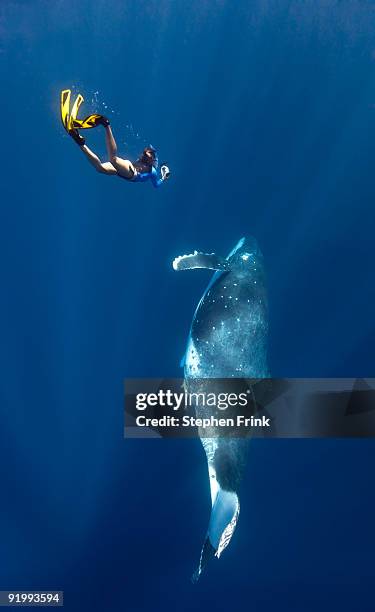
[{"left": 61, "top": 89, "right": 170, "bottom": 187}]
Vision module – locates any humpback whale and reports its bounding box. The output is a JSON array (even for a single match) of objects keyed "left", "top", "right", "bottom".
[{"left": 173, "top": 237, "right": 269, "bottom": 580}]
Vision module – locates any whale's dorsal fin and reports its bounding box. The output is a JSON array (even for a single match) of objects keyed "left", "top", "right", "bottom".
[{"left": 173, "top": 251, "right": 230, "bottom": 272}]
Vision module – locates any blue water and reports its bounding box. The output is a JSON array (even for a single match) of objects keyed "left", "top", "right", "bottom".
[{"left": 0, "top": 1, "right": 375, "bottom": 610}]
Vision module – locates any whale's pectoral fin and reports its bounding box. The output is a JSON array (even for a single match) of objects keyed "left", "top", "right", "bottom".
[
  {"left": 173, "top": 252, "right": 230, "bottom": 272},
  {"left": 193, "top": 487, "right": 240, "bottom": 581},
  {"left": 191, "top": 538, "right": 216, "bottom": 583}
]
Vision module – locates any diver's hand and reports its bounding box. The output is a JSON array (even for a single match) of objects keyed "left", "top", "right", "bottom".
[{"left": 161, "top": 164, "right": 171, "bottom": 180}]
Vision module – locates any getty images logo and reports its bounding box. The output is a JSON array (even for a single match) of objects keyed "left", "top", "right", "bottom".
[{"left": 135, "top": 389, "right": 251, "bottom": 411}]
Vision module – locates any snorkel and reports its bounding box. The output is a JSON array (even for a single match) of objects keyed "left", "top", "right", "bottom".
[{"left": 142, "top": 145, "right": 158, "bottom": 168}]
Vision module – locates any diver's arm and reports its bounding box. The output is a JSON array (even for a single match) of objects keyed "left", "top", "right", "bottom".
[
  {"left": 81, "top": 144, "right": 117, "bottom": 175},
  {"left": 151, "top": 165, "right": 171, "bottom": 188},
  {"left": 150, "top": 166, "right": 164, "bottom": 188}
]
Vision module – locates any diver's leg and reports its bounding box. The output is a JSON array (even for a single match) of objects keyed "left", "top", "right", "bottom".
[
  {"left": 110, "top": 157, "right": 136, "bottom": 179},
  {"left": 104, "top": 125, "right": 135, "bottom": 178},
  {"left": 105, "top": 125, "right": 118, "bottom": 161},
  {"left": 80, "top": 144, "right": 117, "bottom": 175}
]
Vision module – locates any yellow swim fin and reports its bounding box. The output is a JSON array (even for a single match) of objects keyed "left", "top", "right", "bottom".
[
  {"left": 60, "top": 89, "right": 84, "bottom": 132},
  {"left": 61, "top": 89, "right": 108, "bottom": 135},
  {"left": 60, "top": 89, "right": 72, "bottom": 132},
  {"left": 71, "top": 113, "right": 105, "bottom": 129},
  {"left": 69, "top": 92, "right": 84, "bottom": 127}
]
